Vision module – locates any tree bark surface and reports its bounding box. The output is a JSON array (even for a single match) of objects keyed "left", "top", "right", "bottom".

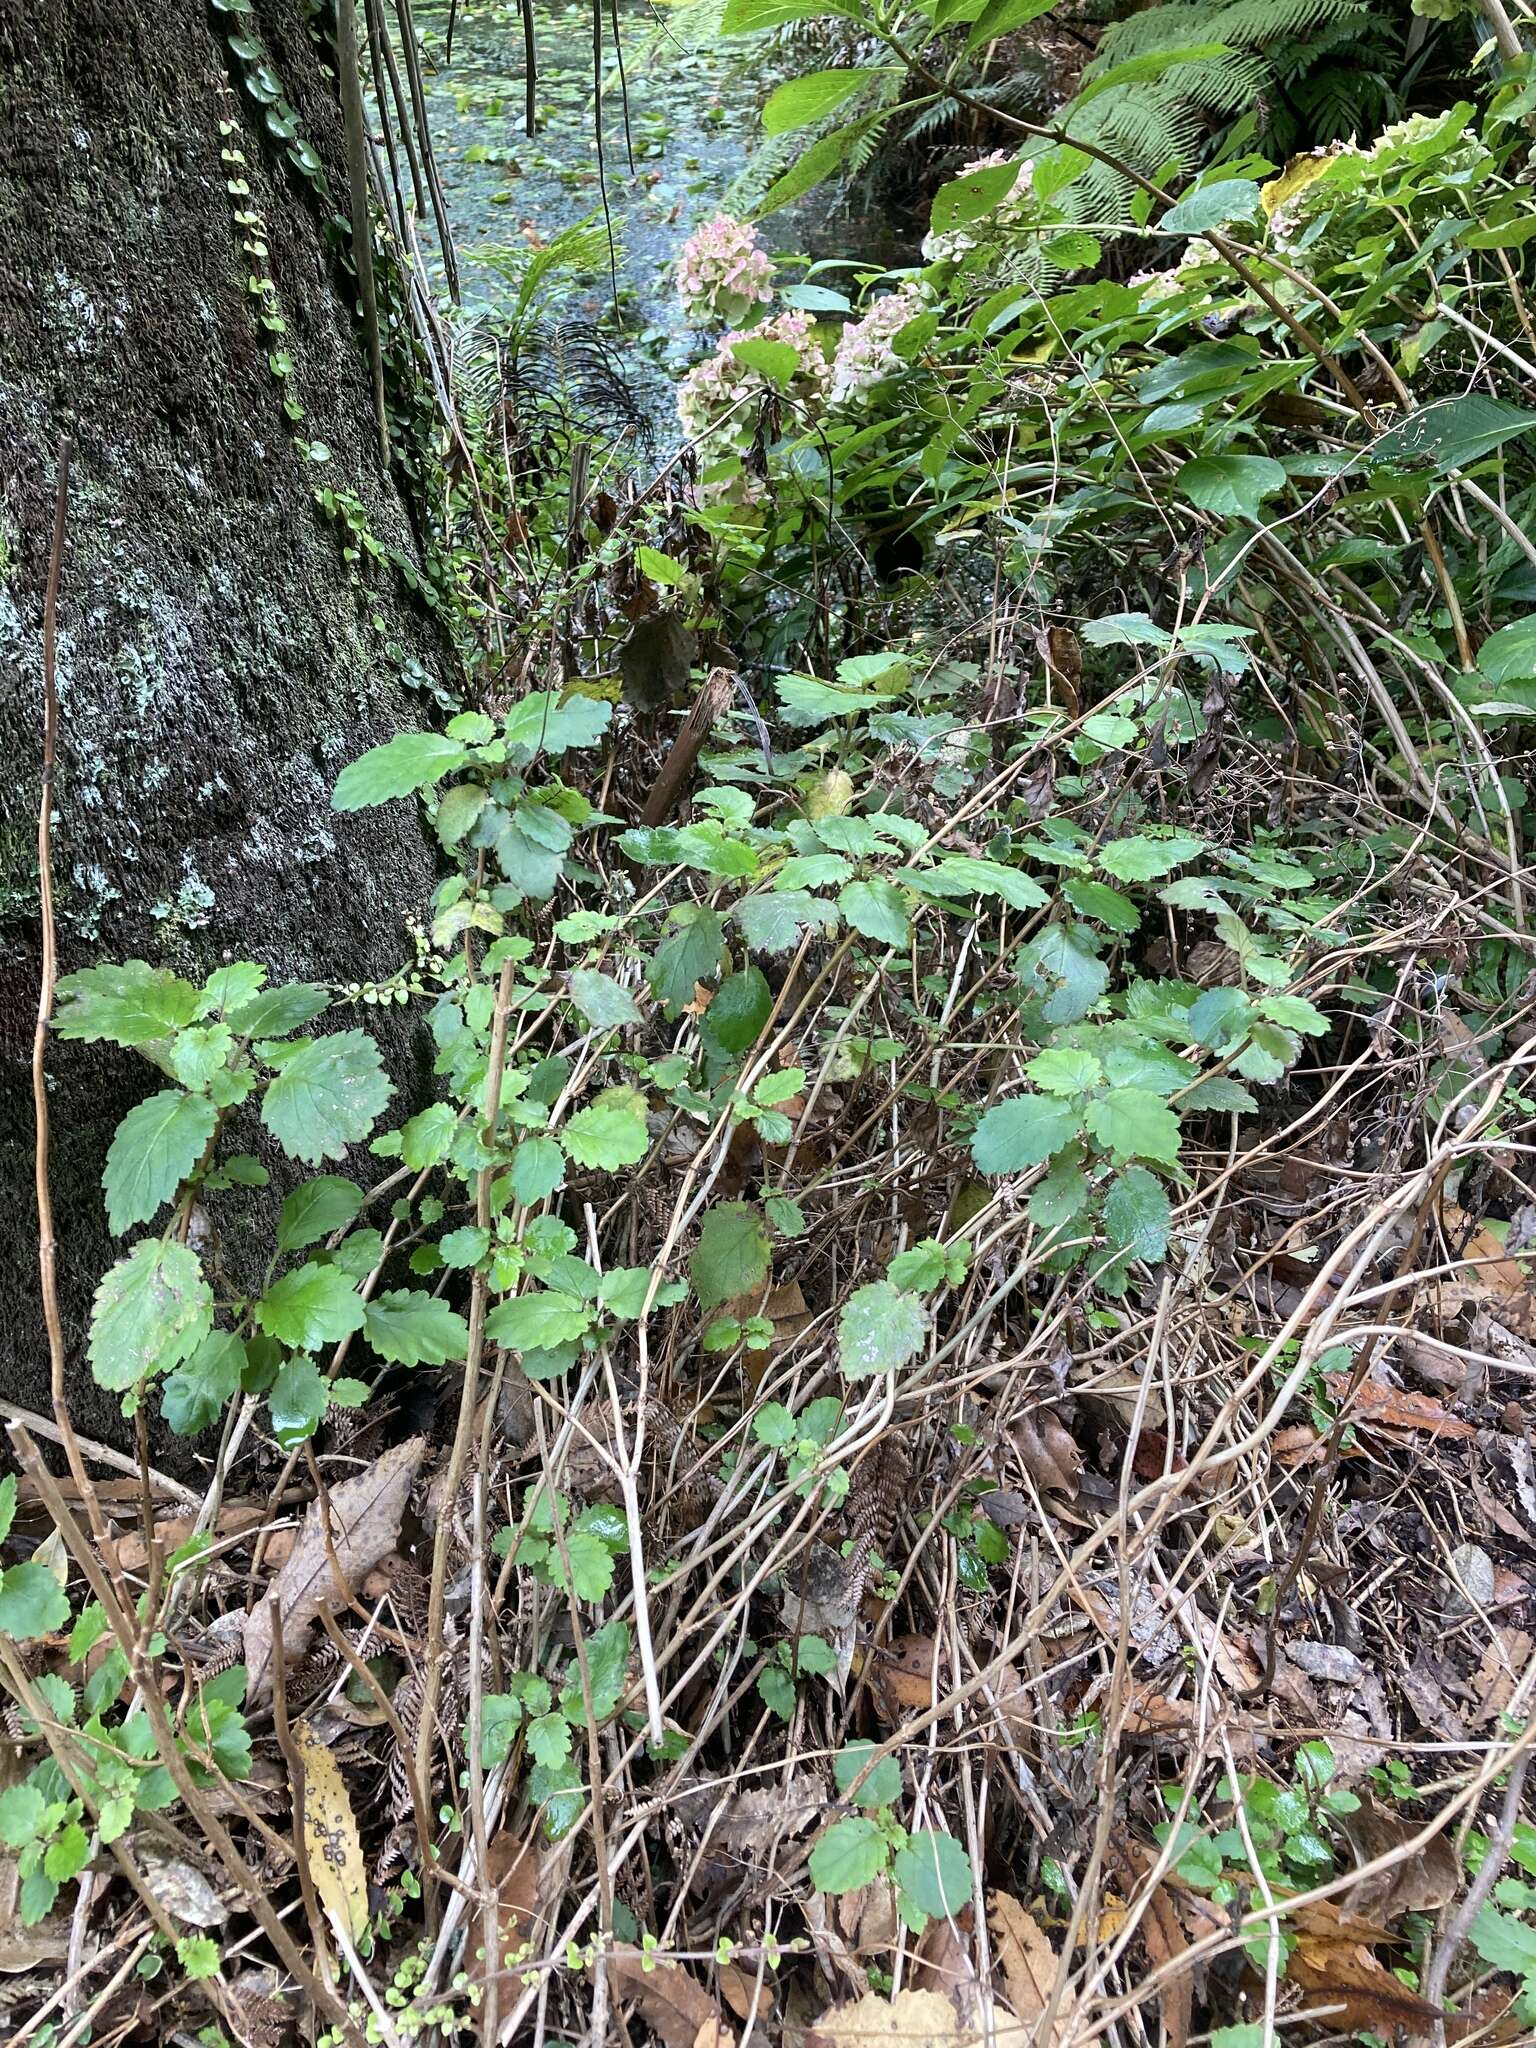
[{"left": 0, "top": 0, "right": 453, "bottom": 1451}]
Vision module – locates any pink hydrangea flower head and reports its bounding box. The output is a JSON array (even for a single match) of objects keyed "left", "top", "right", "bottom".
[
  {"left": 677, "top": 308, "right": 830, "bottom": 449},
  {"left": 676, "top": 214, "right": 775, "bottom": 327},
  {"left": 829, "top": 284, "right": 927, "bottom": 406}
]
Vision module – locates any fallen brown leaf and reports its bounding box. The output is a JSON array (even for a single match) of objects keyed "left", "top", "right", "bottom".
[
  {"left": 1326, "top": 1376, "right": 1475, "bottom": 1439},
  {"left": 867, "top": 1635, "right": 941, "bottom": 1718},
  {"left": 1337, "top": 1796, "right": 1459, "bottom": 1921},
  {"left": 291, "top": 1720, "right": 368, "bottom": 1944},
  {"left": 1284, "top": 1901, "right": 1441, "bottom": 2033},
  {"left": 1103, "top": 1841, "right": 1191, "bottom": 2048},
  {"left": 244, "top": 1436, "right": 425, "bottom": 1699},
  {"left": 608, "top": 1946, "right": 734, "bottom": 2048},
  {"left": 718, "top": 1961, "right": 775, "bottom": 2022},
  {"left": 478, "top": 1834, "right": 540, "bottom": 1983},
  {"left": 1012, "top": 1409, "right": 1081, "bottom": 1497},
  {"left": 986, "top": 1892, "right": 1074, "bottom": 2043},
  {"left": 806, "top": 1987, "right": 968, "bottom": 2047}
]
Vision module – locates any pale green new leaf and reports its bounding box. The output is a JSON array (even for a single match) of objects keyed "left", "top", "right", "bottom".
[
  {"left": 1085, "top": 1088, "right": 1181, "bottom": 1167},
  {"left": 332, "top": 733, "right": 469, "bottom": 810},
  {"left": 256, "top": 1263, "right": 365, "bottom": 1350},
  {"left": 562, "top": 1086, "right": 650, "bottom": 1169},
  {"left": 838, "top": 1281, "right": 926, "bottom": 1377}
]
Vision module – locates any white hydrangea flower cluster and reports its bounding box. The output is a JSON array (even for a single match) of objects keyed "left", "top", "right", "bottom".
[
  {"left": 675, "top": 213, "right": 775, "bottom": 327},
  {"left": 829, "top": 285, "right": 926, "bottom": 406},
  {"left": 921, "top": 152, "right": 1036, "bottom": 264}
]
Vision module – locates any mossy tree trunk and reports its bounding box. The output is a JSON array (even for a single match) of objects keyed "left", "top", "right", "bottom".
[{"left": 0, "top": 0, "right": 455, "bottom": 1451}]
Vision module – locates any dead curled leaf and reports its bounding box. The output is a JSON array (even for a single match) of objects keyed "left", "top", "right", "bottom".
[
  {"left": 244, "top": 1436, "right": 425, "bottom": 1700},
  {"left": 607, "top": 1946, "right": 734, "bottom": 2048},
  {"left": 291, "top": 1720, "right": 368, "bottom": 1944},
  {"left": 476, "top": 1833, "right": 540, "bottom": 1983},
  {"left": 1102, "top": 1841, "right": 1192, "bottom": 2048},
  {"left": 1281, "top": 1901, "right": 1441, "bottom": 2033},
  {"left": 1337, "top": 1795, "right": 1459, "bottom": 1920},
  {"left": 1011, "top": 1409, "right": 1081, "bottom": 1498},
  {"left": 1324, "top": 1375, "right": 1475, "bottom": 1440}
]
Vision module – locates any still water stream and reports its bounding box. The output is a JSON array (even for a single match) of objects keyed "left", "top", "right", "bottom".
[{"left": 401, "top": 0, "right": 903, "bottom": 431}]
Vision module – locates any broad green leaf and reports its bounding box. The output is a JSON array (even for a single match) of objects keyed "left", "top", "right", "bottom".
[
  {"left": 53, "top": 961, "right": 201, "bottom": 1046},
  {"left": 736, "top": 889, "right": 837, "bottom": 954},
  {"left": 723, "top": 0, "right": 861, "bottom": 30},
  {"left": 763, "top": 67, "right": 879, "bottom": 134},
  {"left": 0, "top": 1478, "right": 13, "bottom": 1547},
  {"left": 893, "top": 1828, "right": 973, "bottom": 1925},
  {"left": 1176, "top": 454, "right": 1286, "bottom": 523},
  {"left": 598, "top": 1267, "right": 686, "bottom": 1320},
  {"left": 434, "top": 782, "right": 488, "bottom": 848},
  {"left": 161, "top": 1331, "right": 246, "bottom": 1436},
  {"left": 563, "top": 1528, "right": 615, "bottom": 1602},
  {"left": 527, "top": 1713, "right": 572, "bottom": 1770},
  {"left": 775, "top": 672, "right": 898, "bottom": 726},
  {"left": 963, "top": 0, "right": 1056, "bottom": 54},
  {"left": 0, "top": 1784, "right": 44, "bottom": 1847},
  {"left": 809, "top": 1816, "right": 888, "bottom": 1893},
  {"left": 1026, "top": 1047, "right": 1102, "bottom": 1095},
  {"left": 485, "top": 1291, "right": 592, "bottom": 1351},
  {"left": 730, "top": 337, "right": 799, "bottom": 387},
  {"left": 262, "top": 1031, "right": 390, "bottom": 1165},
  {"left": 1060, "top": 876, "right": 1140, "bottom": 933},
  {"left": 1160, "top": 176, "right": 1261, "bottom": 236},
  {"left": 1023, "top": 924, "right": 1109, "bottom": 1024},
  {"left": 1258, "top": 993, "right": 1329, "bottom": 1036},
  {"left": 268, "top": 1356, "right": 328, "bottom": 1446},
  {"left": 903, "top": 856, "right": 1049, "bottom": 913},
  {"left": 103, "top": 1088, "right": 218, "bottom": 1234},
  {"left": 1474, "top": 616, "right": 1536, "bottom": 687},
  {"left": 971, "top": 1095, "right": 1078, "bottom": 1174},
  {"left": 691, "top": 1201, "right": 772, "bottom": 1309},
  {"left": 699, "top": 967, "right": 773, "bottom": 1060},
  {"left": 928, "top": 157, "right": 1021, "bottom": 235},
  {"left": 1085, "top": 1088, "right": 1181, "bottom": 1167},
  {"left": 1234, "top": 1018, "right": 1299, "bottom": 1082},
  {"left": 566, "top": 968, "right": 642, "bottom": 1032},
  {"left": 226, "top": 982, "right": 329, "bottom": 1039},
  {"left": 647, "top": 906, "right": 724, "bottom": 1017},
  {"left": 833, "top": 1740, "right": 902, "bottom": 1809},
  {"left": 507, "top": 1137, "right": 566, "bottom": 1205},
  {"left": 167, "top": 1024, "right": 234, "bottom": 1089},
  {"left": 1375, "top": 395, "right": 1536, "bottom": 471},
  {"left": 838, "top": 878, "right": 911, "bottom": 949},
  {"left": 277, "top": 1176, "right": 364, "bottom": 1252},
  {"left": 583, "top": 1619, "right": 631, "bottom": 1719},
  {"left": 398, "top": 1101, "right": 459, "bottom": 1171},
  {"left": 256, "top": 1263, "right": 365, "bottom": 1350},
  {"left": 0, "top": 1564, "right": 71, "bottom": 1642},
  {"left": 439, "top": 1225, "right": 490, "bottom": 1269},
  {"left": 89, "top": 1241, "right": 213, "bottom": 1392},
  {"left": 562, "top": 1086, "right": 650, "bottom": 1170},
  {"left": 1097, "top": 833, "right": 1205, "bottom": 882},
  {"left": 503, "top": 690, "right": 613, "bottom": 760},
  {"left": 838, "top": 1281, "right": 926, "bottom": 1376},
  {"left": 364, "top": 1291, "right": 470, "bottom": 1366},
  {"left": 754, "top": 1401, "right": 797, "bottom": 1447},
  {"left": 1102, "top": 1167, "right": 1171, "bottom": 1266},
  {"left": 332, "top": 732, "right": 469, "bottom": 810}
]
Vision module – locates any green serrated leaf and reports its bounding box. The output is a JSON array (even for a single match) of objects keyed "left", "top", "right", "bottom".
[
  {"left": 364, "top": 1291, "right": 470, "bottom": 1366},
  {"left": 809, "top": 1815, "right": 888, "bottom": 1894},
  {"left": 690, "top": 1202, "right": 771, "bottom": 1309},
  {"left": 89, "top": 1242, "right": 213, "bottom": 1393},
  {"left": 562, "top": 1086, "right": 650, "bottom": 1170},
  {"left": 103, "top": 1088, "right": 217, "bottom": 1234},
  {"left": 972, "top": 1095, "right": 1078, "bottom": 1175},
  {"left": 332, "top": 732, "right": 469, "bottom": 810},
  {"left": 838, "top": 1281, "right": 927, "bottom": 1377},
  {"left": 256, "top": 1263, "right": 365, "bottom": 1350},
  {"left": 0, "top": 1564, "right": 70, "bottom": 1642},
  {"left": 277, "top": 1176, "right": 364, "bottom": 1252},
  {"left": 485, "top": 1291, "right": 592, "bottom": 1352},
  {"left": 262, "top": 1031, "right": 390, "bottom": 1165},
  {"left": 53, "top": 961, "right": 201, "bottom": 1046}
]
